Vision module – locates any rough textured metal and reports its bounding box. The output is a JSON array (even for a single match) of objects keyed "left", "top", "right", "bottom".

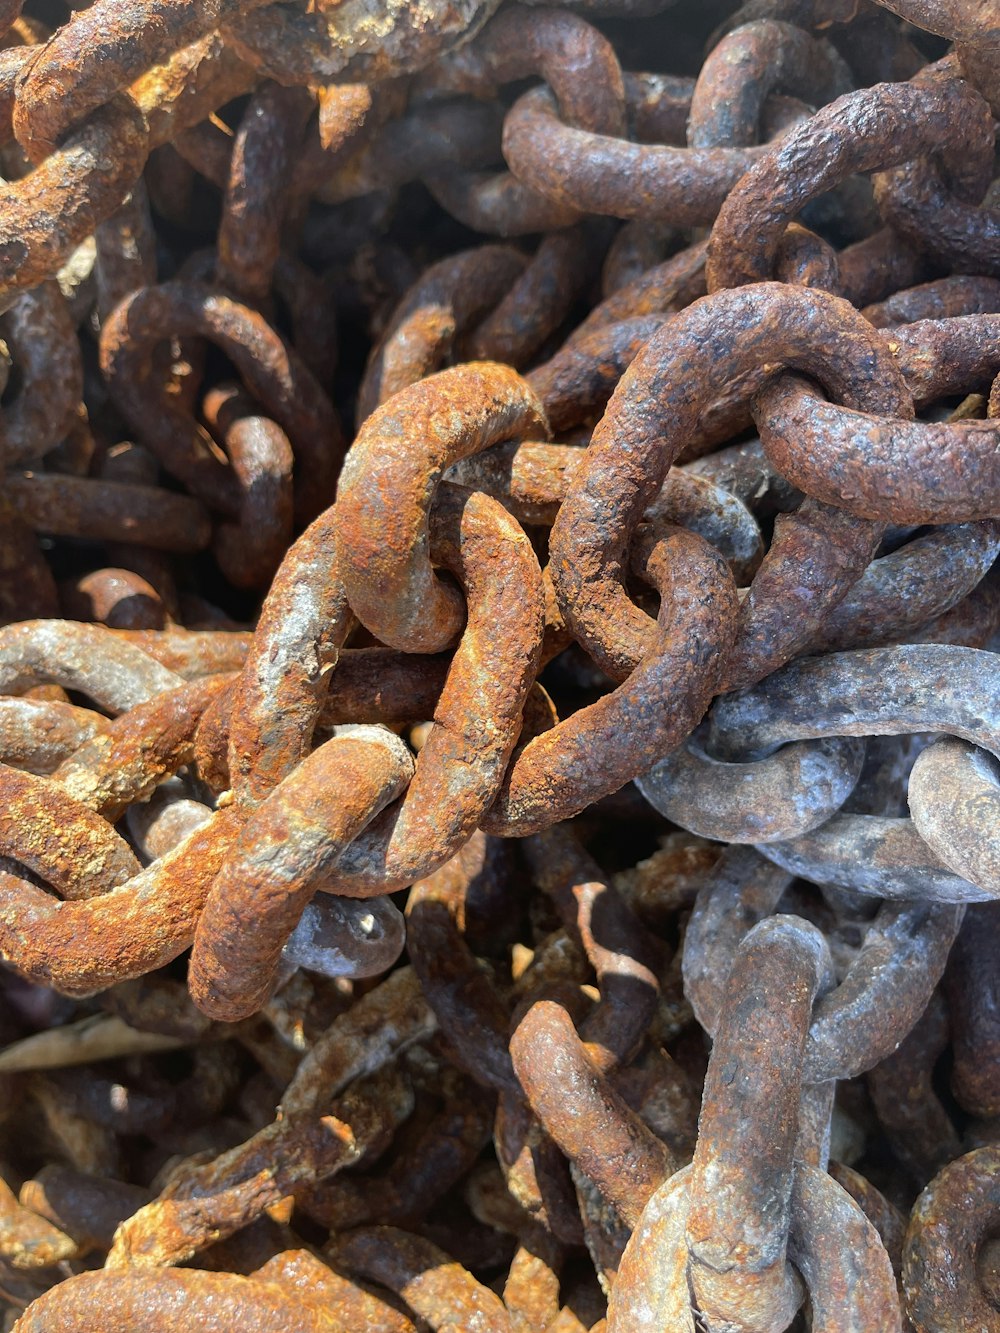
[{"left": 0, "top": 1, "right": 998, "bottom": 1326}]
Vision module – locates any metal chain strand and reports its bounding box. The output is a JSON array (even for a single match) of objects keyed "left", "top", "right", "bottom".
[{"left": 0, "top": 0, "right": 997, "bottom": 1327}]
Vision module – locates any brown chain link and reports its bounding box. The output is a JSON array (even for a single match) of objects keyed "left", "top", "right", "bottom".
[{"left": 0, "top": 0, "right": 997, "bottom": 1326}]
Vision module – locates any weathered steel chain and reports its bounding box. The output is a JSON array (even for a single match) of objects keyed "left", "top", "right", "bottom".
[{"left": 0, "top": 0, "right": 997, "bottom": 1327}]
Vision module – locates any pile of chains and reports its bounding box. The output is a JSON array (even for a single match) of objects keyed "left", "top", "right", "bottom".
[{"left": 0, "top": 0, "right": 996, "bottom": 1326}]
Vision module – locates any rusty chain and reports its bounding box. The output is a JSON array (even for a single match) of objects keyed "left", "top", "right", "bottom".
[{"left": 0, "top": 0, "right": 996, "bottom": 1326}]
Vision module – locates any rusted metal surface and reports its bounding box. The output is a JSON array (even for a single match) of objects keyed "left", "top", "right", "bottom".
[
  {"left": 547, "top": 282, "right": 910, "bottom": 683},
  {"left": 903, "top": 1147, "right": 1000, "bottom": 1333},
  {"left": 189, "top": 726, "right": 414, "bottom": 1020},
  {"left": 0, "top": 0, "right": 997, "bottom": 1326}
]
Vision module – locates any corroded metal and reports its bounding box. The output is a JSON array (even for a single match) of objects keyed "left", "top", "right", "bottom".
[{"left": 0, "top": 1, "right": 997, "bottom": 1326}]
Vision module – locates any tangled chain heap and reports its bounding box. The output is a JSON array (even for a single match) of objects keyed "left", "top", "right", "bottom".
[{"left": 0, "top": 0, "right": 996, "bottom": 1326}]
